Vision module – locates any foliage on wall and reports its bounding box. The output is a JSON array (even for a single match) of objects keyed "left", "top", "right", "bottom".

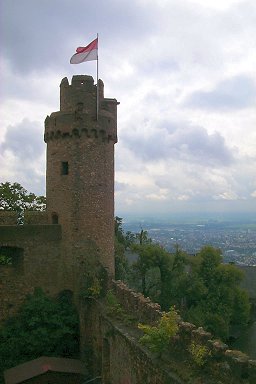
[
  {"left": 0, "top": 288, "right": 79, "bottom": 383},
  {"left": 138, "top": 307, "right": 180, "bottom": 354}
]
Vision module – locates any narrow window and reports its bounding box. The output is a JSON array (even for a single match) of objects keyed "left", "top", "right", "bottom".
[
  {"left": 52, "top": 212, "right": 59, "bottom": 224},
  {"left": 61, "top": 161, "right": 69, "bottom": 175}
]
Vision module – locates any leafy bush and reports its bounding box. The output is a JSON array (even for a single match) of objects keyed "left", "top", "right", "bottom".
[
  {"left": 189, "top": 341, "right": 211, "bottom": 367},
  {"left": 0, "top": 288, "right": 79, "bottom": 382},
  {"left": 105, "top": 290, "right": 124, "bottom": 317},
  {"left": 138, "top": 307, "right": 179, "bottom": 354},
  {"left": 0, "top": 254, "right": 12, "bottom": 265}
]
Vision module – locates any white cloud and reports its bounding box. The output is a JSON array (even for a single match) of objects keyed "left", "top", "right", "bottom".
[
  {"left": 1, "top": 0, "right": 256, "bottom": 215},
  {"left": 0, "top": 119, "right": 46, "bottom": 195}
]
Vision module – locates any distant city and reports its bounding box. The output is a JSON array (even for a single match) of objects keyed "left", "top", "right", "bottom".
[{"left": 122, "top": 212, "right": 256, "bottom": 266}]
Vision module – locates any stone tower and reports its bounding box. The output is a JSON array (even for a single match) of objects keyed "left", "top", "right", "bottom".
[{"left": 44, "top": 75, "right": 118, "bottom": 292}]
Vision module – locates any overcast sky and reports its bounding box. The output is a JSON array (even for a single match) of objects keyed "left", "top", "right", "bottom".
[{"left": 1, "top": 0, "right": 256, "bottom": 218}]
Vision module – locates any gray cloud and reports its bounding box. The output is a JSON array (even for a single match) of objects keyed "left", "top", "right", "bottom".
[
  {"left": 0, "top": 119, "right": 45, "bottom": 195},
  {"left": 1, "top": 0, "right": 256, "bottom": 214},
  {"left": 1, "top": 119, "right": 45, "bottom": 160},
  {"left": 184, "top": 75, "right": 256, "bottom": 110},
  {"left": 115, "top": 181, "right": 128, "bottom": 192},
  {"left": 1, "top": 0, "right": 155, "bottom": 74},
  {"left": 123, "top": 120, "right": 234, "bottom": 167}
]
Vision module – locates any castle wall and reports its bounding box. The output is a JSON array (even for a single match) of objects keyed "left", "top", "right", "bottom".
[
  {"left": 0, "top": 224, "right": 61, "bottom": 321},
  {"left": 0, "top": 211, "right": 19, "bottom": 225},
  {"left": 100, "top": 317, "right": 179, "bottom": 384},
  {"left": 80, "top": 281, "right": 256, "bottom": 384},
  {"left": 0, "top": 74, "right": 118, "bottom": 319},
  {"left": 80, "top": 298, "right": 176, "bottom": 384},
  {"left": 24, "top": 211, "right": 48, "bottom": 225}
]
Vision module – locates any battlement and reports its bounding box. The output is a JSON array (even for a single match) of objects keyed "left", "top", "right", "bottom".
[
  {"left": 111, "top": 280, "right": 256, "bottom": 383},
  {"left": 44, "top": 115, "right": 117, "bottom": 143},
  {"left": 44, "top": 76, "right": 118, "bottom": 144},
  {"left": 0, "top": 211, "right": 48, "bottom": 226},
  {"left": 112, "top": 280, "right": 162, "bottom": 323},
  {"left": 60, "top": 75, "right": 101, "bottom": 112},
  {"left": 0, "top": 211, "right": 19, "bottom": 225},
  {"left": 0, "top": 224, "right": 62, "bottom": 242},
  {"left": 24, "top": 211, "right": 48, "bottom": 225}
]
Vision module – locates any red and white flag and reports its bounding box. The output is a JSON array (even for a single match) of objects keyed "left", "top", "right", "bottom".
[{"left": 70, "top": 37, "right": 98, "bottom": 64}]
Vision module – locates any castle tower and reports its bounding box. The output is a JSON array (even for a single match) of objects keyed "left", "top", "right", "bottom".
[{"left": 44, "top": 75, "right": 118, "bottom": 292}]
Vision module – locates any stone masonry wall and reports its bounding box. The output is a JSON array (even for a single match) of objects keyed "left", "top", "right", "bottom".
[
  {"left": 80, "top": 281, "right": 256, "bottom": 384},
  {"left": 0, "top": 224, "right": 61, "bottom": 321},
  {"left": 45, "top": 76, "right": 118, "bottom": 293},
  {"left": 109, "top": 280, "right": 256, "bottom": 384},
  {"left": 0, "top": 211, "right": 19, "bottom": 225},
  {"left": 100, "top": 316, "right": 181, "bottom": 384},
  {"left": 24, "top": 211, "right": 48, "bottom": 225},
  {"left": 80, "top": 297, "right": 179, "bottom": 384},
  {"left": 0, "top": 266, "right": 34, "bottom": 321}
]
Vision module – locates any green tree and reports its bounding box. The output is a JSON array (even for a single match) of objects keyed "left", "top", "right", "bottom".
[
  {"left": 132, "top": 243, "right": 189, "bottom": 311},
  {"left": 114, "top": 216, "right": 125, "bottom": 244},
  {"left": 138, "top": 307, "right": 180, "bottom": 355},
  {"left": 184, "top": 246, "right": 250, "bottom": 340},
  {"left": 125, "top": 230, "right": 137, "bottom": 247},
  {"left": 114, "top": 217, "right": 129, "bottom": 280},
  {"left": 136, "top": 228, "right": 152, "bottom": 245},
  {"left": 131, "top": 243, "right": 173, "bottom": 305},
  {"left": 115, "top": 223, "right": 250, "bottom": 342},
  {"left": 0, "top": 288, "right": 79, "bottom": 381},
  {"left": 231, "top": 287, "right": 251, "bottom": 327},
  {"left": 114, "top": 216, "right": 137, "bottom": 249},
  {"left": 198, "top": 245, "right": 222, "bottom": 287},
  {"left": 164, "top": 245, "right": 189, "bottom": 310},
  {"left": 0, "top": 182, "right": 46, "bottom": 223}
]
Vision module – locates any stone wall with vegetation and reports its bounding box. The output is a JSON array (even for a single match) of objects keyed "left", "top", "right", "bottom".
[
  {"left": 100, "top": 315, "right": 180, "bottom": 384},
  {"left": 110, "top": 280, "right": 256, "bottom": 383},
  {"left": 80, "top": 280, "right": 256, "bottom": 384},
  {"left": 80, "top": 295, "right": 178, "bottom": 384}
]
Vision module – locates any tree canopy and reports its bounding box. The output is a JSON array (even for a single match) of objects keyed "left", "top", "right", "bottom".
[
  {"left": 114, "top": 219, "right": 251, "bottom": 341},
  {"left": 0, "top": 182, "right": 46, "bottom": 223},
  {"left": 0, "top": 288, "right": 79, "bottom": 382},
  {"left": 184, "top": 246, "right": 250, "bottom": 339}
]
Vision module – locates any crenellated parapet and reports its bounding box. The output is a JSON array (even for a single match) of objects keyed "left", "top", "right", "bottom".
[
  {"left": 60, "top": 75, "right": 99, "bottom": 113},
  {"left": 0, "top": 211, "right": 19, "bottom": 225},
  {"left": 112, "top": 280, "right": 162, "bottom": 323},
  {"left": 110, "top": 280, "right": 256, "bottom": 383},
  {"left": 44, "top": 75, "right": 118, "bottom": 144},
  {"left": 0, "top": 211, "right": 48, "bottom": 225},
  {"left": 44, "top": 120, "right": 117, "bottom": 144},
  {"left": 24, "top": 211, "right": 48, "bottom": 225}
]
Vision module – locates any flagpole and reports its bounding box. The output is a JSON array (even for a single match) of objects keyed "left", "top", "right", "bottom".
[{"left": 96, "top": 33, "right": 99, "bottom": 121}]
